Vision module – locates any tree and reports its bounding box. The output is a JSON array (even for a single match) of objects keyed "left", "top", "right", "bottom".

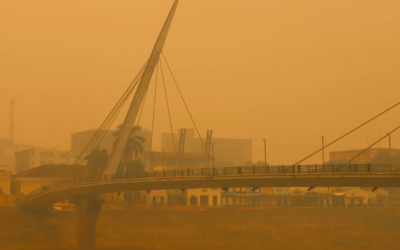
[
  {"left": 125, "top": 159, "right": 145, "bottom": 176},
  {"left": 84, "top": 147, "right": 109, "bottom": 176},
  {"left": 113, "top": 124, "right": 146, "bottom": 175},
  {"left": 113, "top": 124, "right": 146, "bottom": 160}
]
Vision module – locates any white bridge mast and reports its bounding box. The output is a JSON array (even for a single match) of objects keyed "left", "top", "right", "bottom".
[{"left": 105, "top": 0, "right": 179, "bottom": 175}]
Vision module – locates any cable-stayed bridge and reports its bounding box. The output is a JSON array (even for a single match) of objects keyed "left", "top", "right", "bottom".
[
  {"left": 18, "top": 0, "right": 400, "bottom": 249},
  {"left": 23, "top": 164, "right": 400, "bottom": 210}
]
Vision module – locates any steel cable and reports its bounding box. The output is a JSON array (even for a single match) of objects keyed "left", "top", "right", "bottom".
[
  {"left": 291, "top": 101, "right": 400, "bottom": 168},
  {"left": 339, "top": 125, "right": 400, "bottom": 168},
  {"left": 161, "top": 51, "right": 206, "bottom": 151},
  {"left": 73, "top": 61, "right": 148, "bottom": 165}
]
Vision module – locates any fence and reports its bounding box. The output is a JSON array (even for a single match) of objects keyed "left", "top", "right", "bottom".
[{"left": 23, "top": 164, "right": 400, "bottom": 203}]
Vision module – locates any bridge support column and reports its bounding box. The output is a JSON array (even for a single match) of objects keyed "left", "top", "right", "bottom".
[{"left": 74, "top": 196, "right": 104, "bottom": 250}]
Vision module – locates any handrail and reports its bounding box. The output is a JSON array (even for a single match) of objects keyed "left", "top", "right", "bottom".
[{"left": 22, "top": 164, "right": 400, "bottom": 203}]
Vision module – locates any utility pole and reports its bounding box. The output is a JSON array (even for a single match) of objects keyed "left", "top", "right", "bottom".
[
  {"left": 178, "top": 129, "right": 186, "bottom": 169},
  {"left": 211, "top": 143, "right": 215, "bottom": 168},
  {"left": 162, "top": 148, "right": 165, "bottom": 171},
  {"left": 261, "top": 139, "right": 267, "bottom": 167},
  {"left": 388, "top": 133, "right": 391, "bottom": 169},
  {"left": 9, "top": 99, "right": 15, "bottom": 145},
  {"left": 322, "top": 136, "right": 325, "bottom": 166},
  {"left": 205, "top": 130, "right": 213, "bottom": 168}
]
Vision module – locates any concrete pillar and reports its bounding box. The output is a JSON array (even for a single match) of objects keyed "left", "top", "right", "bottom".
[{"left": 74, "top": 196, "right": 104, "bottom": 250}]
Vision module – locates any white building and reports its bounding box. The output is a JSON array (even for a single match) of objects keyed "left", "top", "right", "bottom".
[
  {"left": 185, "top": 188, "right": 221, "bottom": 206},
  {"left": 14, "top": 147, "right": 78, "bottom": 173},
  {"left": 0, "top": 138, "right": 31, "bottom": 173}
]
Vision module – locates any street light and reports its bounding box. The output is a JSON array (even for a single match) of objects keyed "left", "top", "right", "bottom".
[
  {"left": 162, "top": 148, "right": 165, "bottom": 171},
  {"left": 261, "top": 139, "right": 267, "bottom": 167},
  {"left": 388, "top": 133, "right": 391, "bottom": 170},
  {"left": 322, "top": 136, "right": 325, "bottom": 166}
]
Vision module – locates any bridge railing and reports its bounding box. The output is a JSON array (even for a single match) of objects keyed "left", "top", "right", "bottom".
[{"left": 22, "top": 164, "right": 400, "bottom": 202}]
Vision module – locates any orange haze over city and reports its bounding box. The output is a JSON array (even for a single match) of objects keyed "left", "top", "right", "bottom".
[{"left": 0, "top": 0, "right": 399, "bottom": 165}]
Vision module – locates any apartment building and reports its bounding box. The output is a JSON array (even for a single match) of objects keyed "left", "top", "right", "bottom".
[{"left": 14, "top": 147, "right": 78, "bottom": 173}]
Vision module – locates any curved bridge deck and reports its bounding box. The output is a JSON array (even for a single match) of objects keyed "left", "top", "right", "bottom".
[{"left": 22, "top": 164, "right": 400, "bottom": 209}]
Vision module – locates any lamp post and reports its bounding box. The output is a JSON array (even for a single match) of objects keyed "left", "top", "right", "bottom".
[
  {"left": 322, "top": 136, "right": 325, "bottom": 166},
  {"left": 261, "top": 139, "right": 267, "bottom": 167},
  {"left": 388, "top": 133, "right": 391, "bottom": 170},
  {"left": 162, "top": 148, "right": 165, "bottom": 171}
]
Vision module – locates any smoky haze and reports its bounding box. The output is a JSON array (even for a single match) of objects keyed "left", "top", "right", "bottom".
[{"left": 0, "top": 0, "right": 399, "bottom": 165}]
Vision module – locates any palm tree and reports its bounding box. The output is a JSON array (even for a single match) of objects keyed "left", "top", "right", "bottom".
[
  {"left": 84, "top": 147, "right": 109, "bottom": 176},
  {"left": 113, "top": 124, "right": 146, "bottom": 174}
]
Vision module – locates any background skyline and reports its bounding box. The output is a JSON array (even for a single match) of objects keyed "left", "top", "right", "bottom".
[{"left": 1, "top": 0, "right": 399, "bottom": 165}]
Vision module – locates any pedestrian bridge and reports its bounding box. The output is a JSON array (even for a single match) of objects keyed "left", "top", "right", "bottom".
[{"left": 22, "top": 164, "right": 400, "bottom": 209}]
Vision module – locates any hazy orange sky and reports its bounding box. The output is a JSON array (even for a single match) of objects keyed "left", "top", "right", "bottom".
[{"left": 1, "top": 0, "right": 399, "bottom": 165}]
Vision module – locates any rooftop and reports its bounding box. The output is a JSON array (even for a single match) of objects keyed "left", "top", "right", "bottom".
[{"left": 12, "top": 164, "right": 87, "bottom": 179}]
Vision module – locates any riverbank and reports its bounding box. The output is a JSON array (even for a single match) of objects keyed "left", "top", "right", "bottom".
[{"left": 1, "top": 207, "right": 400, "bottom": 250}]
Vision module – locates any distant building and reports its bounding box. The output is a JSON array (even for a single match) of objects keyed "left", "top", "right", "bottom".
[
  {"left": 71, "top": 130, "right": 115, "bottom": 155},
  {"left": 11, "top": 164, "right": 87, "bottom": 195},
  {"left": 221, "top": 187, "right": 262, "bottom": 207},
  {"left": 185, "top": 188, "right": 221, "bottom": 206},
  {"left": 145, "top": 152, "right": 211, "bottom": 171},
  {"left": 140, "top": 190, "right": 168, "bottom": 205},
  {"left": 329, "top": 148, "right": 400, "bottom": 164},
  {"left": 127, "top": 186, "right": 389, "bottom": 208},
  {"left": 10, "top": 164, "right": 124, "bottom": 203},
  {"left": 385, "top": 188, "right": 400, "bottom": 206},
  {"left": 14, "top": 147, "right": 79, "bottom": 173},
  {"left": 123, "top": 191, "right": 141, "bottom": 204},
  {"left": 167, "top": 189, "right": 185, "bottom": 206},
  {"left": 258, "top": 187, "right": 388, "bottom": 208},
  {"left": 290, "top": 187, "right": 308, "bottom": 206},
  {"left": 343, "top": 188, "right": 387, "bottom": 207},
  {"left": 161, "top": 129, "right": 252, "bottom": 167},
  {"left": 0, "top": 171, "right": 11, "bottom": 195},
  {"left": 71, "top": 128, "right": 152, "bottom": 156},
  {"left": 260, "top": 187, "right": 275, "bottom": 206},
  {"left": 105, "top": 192, "right": 125, "bottom": 203},
  {"left": 0, "top": 138, "right": 31, "bottom": 173}
]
